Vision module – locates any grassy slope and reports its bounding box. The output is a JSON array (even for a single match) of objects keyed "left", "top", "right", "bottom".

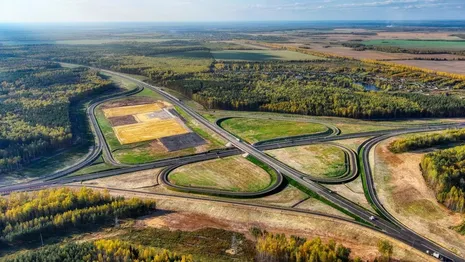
[
  {"left": 168, "top": 155, "right": 272, "bottom": 192},
  {"left": 267, "top": 144, "right": 346, "bottom": 178},
  {"left": 220, "top": 117, "right": 327, "bottom": 143}
]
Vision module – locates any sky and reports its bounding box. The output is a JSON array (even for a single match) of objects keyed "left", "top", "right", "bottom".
[{"left": 0, "top": 0, "right": 464, "bottom": 23}]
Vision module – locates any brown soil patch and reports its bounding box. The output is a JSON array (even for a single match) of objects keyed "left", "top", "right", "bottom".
[
  {"left": 71, "top": 185, "right": 432, "bottom": 261},
  {"left": 101, "top": 97, "right": 155, "bottom": 109},
  {"left": 394, "top": 60, "right": 465, "bottom": 75},
  {"left": 375, "top": 138, "right": 465, "bottom": 256},
  {"left": 148, "top": 140, "right": 168, "bottom": 153},
  {"left": 138, "top": 212, "right": 234, "bottom": 233},
  {"left": 131, "top": 194, "right": 434, "bottom": 261},
  {"left": 108, "top": 115, "right": 138, "bottom": 126}
]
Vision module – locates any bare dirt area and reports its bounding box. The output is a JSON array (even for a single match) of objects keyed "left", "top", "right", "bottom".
[
  {"left": 374, "top": 138, "right": 465, "bottom": 256},
  {"left": 108, "top": 115, "right": 138, "bottom": 126},
  {"left": 80, "top": 168, "right": 162, "bottom": 189},
  {"left": 100, "top": 96, "right": 155, "bottom": 109},
  {"left": 108, "top": 190, "right": 434, "bottom": 261},
  {"left": 395, "top": 60, "right": 465, "bottom": 75}
]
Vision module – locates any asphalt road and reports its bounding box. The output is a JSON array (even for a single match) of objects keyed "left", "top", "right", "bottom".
[
  {"left": 100, "top": 69, "right": 465, "bottom": 261},
  {"left": 361, "top": 131, "right": 464, "bottom": 262},
  {"left": 1, "top": 66, "right": 463, "bottom": 261}
]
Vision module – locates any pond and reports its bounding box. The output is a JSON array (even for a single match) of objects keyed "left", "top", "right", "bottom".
[{"left": 357, "top": 83, "right": 380, "bottom": 91}]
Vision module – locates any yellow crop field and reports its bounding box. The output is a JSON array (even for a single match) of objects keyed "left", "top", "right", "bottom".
[
  {"left": 113, "top": 119, "right": 190, "bottom": 144},
  {"left": 103, "top": 103, "right": 164, "bottom": 118}
]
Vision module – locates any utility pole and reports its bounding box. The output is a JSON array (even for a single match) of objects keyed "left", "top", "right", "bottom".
[{"left": 40, "top": 233, "right": 44, "bottom": 246}]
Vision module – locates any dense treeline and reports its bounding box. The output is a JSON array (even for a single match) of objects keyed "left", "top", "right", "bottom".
[
  {"left": 0, "top": 188, "right": 156, "bottom": 243},
  {"left": 255, "top": 231, "right": 356, "bottom": 262},
  {"left": 420, "top": 145, "right": 465, "bottom": 213},
  {"left": 4, "top": 239, "right": 193, "bottom": 262},
  {"left": 183, "top": 60, "right": 465, "bottom": 119},
  {"left": 0, "top": 58, "right": 111, "bottom": 172},
  {"left": 342, "top": 41, "right": 465, "bottom": 56},
  {"left": 3, "top": 43, "right": 465, "bottom": 121},
  {"left": 388, "top": 129, "right": 465, "bottom": 153}
]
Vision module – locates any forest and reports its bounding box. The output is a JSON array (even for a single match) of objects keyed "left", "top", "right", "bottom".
[
  {"left": 389, "top": 128, "right": 465, "bottom": 153},
  {"left": 255, "top": 232, "right": 354, "bottom": 262},
  {"left": 342, "top": 41, "right": 465, "bottom": 56},
  {"left": 0, "top": 188, "right": 156, "bottom": 244},
  {"left": 2, "top": 41, "right": 465, "bottom": 121},
  {"left": 0, "top": 58, "right": 111, "bottom": 173},
  {"left": 3, "top": 239, "right": 193, "bottom": 262},
  {"left": 420, "top": 144, "right": 465, "bottom": 213}
]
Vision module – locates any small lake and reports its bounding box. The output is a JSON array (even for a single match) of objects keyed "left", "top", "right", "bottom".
[{"left": 357, "top": 83, "right": 380, "bottom": 91}]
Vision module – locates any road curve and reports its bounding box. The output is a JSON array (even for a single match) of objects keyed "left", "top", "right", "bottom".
[
  {"left": 96, "top": 69, "right": 464, "bottom": 261},
  {"left": 3, "top": 66, "right": 463, "bottom": 261},
  {"left": 361, "top": 130, "right": 464, "bottom": 262},
  {"left": 88, "top": 87, "right": 143, "bottom": 168}
]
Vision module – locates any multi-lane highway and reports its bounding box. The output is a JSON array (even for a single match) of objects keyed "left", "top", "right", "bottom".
[
  {"left": 100, "top": 69, "right": 464, "bottom": 261},
  {"left": 1, "top": 66, "right": 463, "bottom": 261}
]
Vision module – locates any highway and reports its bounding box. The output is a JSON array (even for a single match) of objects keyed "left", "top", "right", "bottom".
[
  {"left": 1, "top": 66, "right": 463, "bottom": 261},
  {"left": 99, "top": 69, "right": 465, "bottom": 261},
  {"left": 361, "top": 132, "right": 463, "bottom": 262}
]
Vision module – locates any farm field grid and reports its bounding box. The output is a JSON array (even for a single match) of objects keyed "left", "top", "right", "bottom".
[{"left": 1, "top": 19, "right": 465, "bottom": 262}]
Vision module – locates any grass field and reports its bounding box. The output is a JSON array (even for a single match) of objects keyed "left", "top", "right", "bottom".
[
  {"left": 168, "top": 156, "right": 272, "bottom": 192},
  {"left": 362, "top": 39, "right": 465, "bottom": 50},
  {"left": 103, "top": 103, "right": 165, "bottom": 118},
  {"left": 114, "top": 119, "right": 189, "bottom": 144},
  {"left": 267, "top": 144, "right": 346, "bottom": 178},
  {"left": 220, "top": 118, "right": 327, "bottom": 143},
  {"left": 211, "top": 50, "right": 323, "bottom": 61}
]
